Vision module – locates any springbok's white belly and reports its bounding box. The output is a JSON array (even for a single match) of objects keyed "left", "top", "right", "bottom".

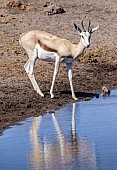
[
  {"left": 39, "top": 51, "right": 56, "bottom": 62},
  {"left": 35, "top": 44, "right": 56, "bottom": 62},
  {"left": 35, "top": 44, "right": 73, "bottom": 63}
]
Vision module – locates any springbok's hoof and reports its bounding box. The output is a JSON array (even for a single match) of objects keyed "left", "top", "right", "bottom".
[
  {"left": 73, "top": 96, "right": 78, "bottom": 100},
  {"left": 51, "top": 94, "right": 54, "bottom": 99},
  {"left": 37, "top": 91, "right": 44, "bottom": 97},
  {"left": 41, "top": 93, "right": 44, "bottom": 97}
]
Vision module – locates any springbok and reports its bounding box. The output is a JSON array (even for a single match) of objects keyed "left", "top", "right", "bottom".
[{"left": 19, "top": 20, "right": 99, "bottom": 100}]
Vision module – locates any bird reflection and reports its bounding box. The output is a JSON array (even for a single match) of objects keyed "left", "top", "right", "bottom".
[{"left": 29, "top": 103, "right": 97, "bottom": 170}]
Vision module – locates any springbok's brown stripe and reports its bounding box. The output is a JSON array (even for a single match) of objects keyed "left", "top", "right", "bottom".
[{"left": 38, "top": 39, "right": 57, "bottom": 53}]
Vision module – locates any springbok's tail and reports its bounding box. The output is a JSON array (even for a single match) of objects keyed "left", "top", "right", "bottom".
[
  {"left": 19, "top": 32, "right": 25, "bottom": 45},
  {"left": 19, "top": 36, "right": 22, "bottom": 45}
]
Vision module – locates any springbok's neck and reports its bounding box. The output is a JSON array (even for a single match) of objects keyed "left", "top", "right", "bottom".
[{"left": 72, "top": 39, "right": 85, "bottom": 60}]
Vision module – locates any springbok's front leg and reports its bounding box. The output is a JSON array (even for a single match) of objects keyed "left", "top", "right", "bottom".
[
  {"left": 66, "top": 63, "right": 78, "bottom": 100},
  {"left": 24, "top": 52, "right": 44, "bottom": 97},
  {"left": 50, "top": 55, "right": 60, "bottom": 98}
]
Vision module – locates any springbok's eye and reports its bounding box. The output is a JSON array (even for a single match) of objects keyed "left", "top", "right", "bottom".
[{"left": 81, "top": 36, "right": 84, "bottom": 39}]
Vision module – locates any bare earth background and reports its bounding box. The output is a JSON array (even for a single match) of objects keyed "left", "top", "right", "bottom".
[{"left": 0, "top": 0, "right": 117, "bottom": 132}]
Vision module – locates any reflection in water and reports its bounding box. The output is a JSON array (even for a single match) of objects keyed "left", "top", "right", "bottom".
[{"left": 29, "top": 103, "right": 96, "bottom": 170}]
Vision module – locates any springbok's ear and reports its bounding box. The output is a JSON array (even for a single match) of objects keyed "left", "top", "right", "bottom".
[
  {"left": 73, "top": 23, "right": 82, "bottom": 34},
  {"left": 90, "top": 26, "right": 99, "bottom": 33}
]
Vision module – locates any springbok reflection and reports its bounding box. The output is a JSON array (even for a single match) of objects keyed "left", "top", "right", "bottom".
[{"left": 29, "top": 103, "right": 97, "bottom": 170}]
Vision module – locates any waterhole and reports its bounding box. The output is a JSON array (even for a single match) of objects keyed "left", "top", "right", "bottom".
[{"left": 0, "top": 90, "right": 117, "bottom": 170}]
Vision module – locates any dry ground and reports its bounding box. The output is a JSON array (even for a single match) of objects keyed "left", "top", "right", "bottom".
[{"left": 0, "top": 0, "right": 117, "bottom": 132}]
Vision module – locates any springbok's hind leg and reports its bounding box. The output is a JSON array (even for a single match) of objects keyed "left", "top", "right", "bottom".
[
  {"left": 24, "top": 50, "right": 44, "bottom": 97},
  {"left": 24, "top": 59, "right": 30, "bottom": 74}
]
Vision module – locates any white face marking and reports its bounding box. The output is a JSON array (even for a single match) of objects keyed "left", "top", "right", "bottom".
[{"left": 80, "top": 32, "right": 91, "bottom": 48}]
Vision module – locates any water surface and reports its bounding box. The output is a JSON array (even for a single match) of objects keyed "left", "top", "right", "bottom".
[{"left": 0, "top": 90, "right": 117, "bottom": 170}]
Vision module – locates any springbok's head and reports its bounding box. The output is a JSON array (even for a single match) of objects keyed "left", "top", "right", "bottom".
[{"left": 73, "top": 20, "right": 99, "bottom": 48}]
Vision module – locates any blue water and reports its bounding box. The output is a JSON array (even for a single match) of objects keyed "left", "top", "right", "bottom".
[{"left": 0, "top": 90, "right": 117, "bottom": 170}]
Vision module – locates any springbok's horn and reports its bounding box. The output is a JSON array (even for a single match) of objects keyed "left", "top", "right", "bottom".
[
  {"left": 81, "top": 20, "right": 85, "bottom": 32},
  {"left": 88, "top": 20, "right": 91, "bottom": 32}
]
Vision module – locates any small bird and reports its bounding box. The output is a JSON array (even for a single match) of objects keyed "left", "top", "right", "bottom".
[{"left": 102, "top": 86, "right": 110, "bottom": 96}]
